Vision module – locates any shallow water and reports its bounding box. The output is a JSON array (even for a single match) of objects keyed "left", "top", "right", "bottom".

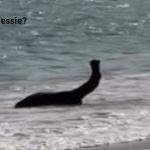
[{"left": 0, "top": 0, "right": 150, "bottom": 149}]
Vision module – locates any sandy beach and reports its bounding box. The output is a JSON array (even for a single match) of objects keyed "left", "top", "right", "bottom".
[{"left": 79, "top": 139, "right": 150, "bottom": 150}]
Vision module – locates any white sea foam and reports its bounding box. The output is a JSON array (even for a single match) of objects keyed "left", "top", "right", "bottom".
[
  {"left": 116, "top": 3, "right": 130, "bottom": 8},
  {"left": 1, "top": 106, "right": 150, "bottom": 150}
]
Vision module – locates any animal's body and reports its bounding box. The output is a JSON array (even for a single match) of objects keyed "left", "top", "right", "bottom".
[{"left": 15, "top": 60, "right": 101, "bottom": 108}]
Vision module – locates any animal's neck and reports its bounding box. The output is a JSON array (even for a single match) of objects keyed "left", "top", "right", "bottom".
[{"left": 73, "top": 66, "right": 101, "bottom": 99}]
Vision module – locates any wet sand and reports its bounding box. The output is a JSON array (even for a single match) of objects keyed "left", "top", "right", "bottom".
[{"left": 79, "top": 139, "right": 150, "bottom": 150}]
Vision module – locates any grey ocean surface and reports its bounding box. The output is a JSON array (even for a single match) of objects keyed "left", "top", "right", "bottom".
[{"left": 0, "top": 0, "right": 150, "bottom": 149}]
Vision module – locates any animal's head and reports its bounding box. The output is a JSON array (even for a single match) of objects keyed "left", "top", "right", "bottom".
[{"left": 90, "top": 59, "right": 100, "bottom": 68}]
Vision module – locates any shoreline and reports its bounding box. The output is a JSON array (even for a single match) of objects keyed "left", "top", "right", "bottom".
[{"left": 79, "top": 139, "right": 150, "bottom": 150}]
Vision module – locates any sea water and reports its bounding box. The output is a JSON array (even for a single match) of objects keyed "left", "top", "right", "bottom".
[{"left": 0, "top": 0, "right": 150, "bottom": 149}]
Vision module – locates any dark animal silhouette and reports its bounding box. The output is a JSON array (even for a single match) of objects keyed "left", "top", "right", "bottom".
[{"left": 15, "top": 60, "right": 101, "bottom": 108}]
